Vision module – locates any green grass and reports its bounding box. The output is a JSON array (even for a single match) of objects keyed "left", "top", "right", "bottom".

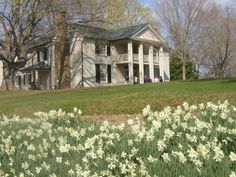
[{"left": 0, "top": 78, "right": 236, "bottom": 117}]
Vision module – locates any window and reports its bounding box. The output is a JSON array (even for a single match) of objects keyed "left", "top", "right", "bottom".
[
  {"left": 37, "top": 51, "right": 40, "bottom": 62},
  {"left": 27, "top": 73, "right": 32, "bottom": 84},
  {"left": 133, "top": 45, "right": 139, "bottom": 54},
  {"left": 23, "top": 75, "right": 26, "bottom": 85},
  {"left": 95, "top": 64, "right": 110, "bottom": 83},
  {"left": 107, "top": 65, "right": 111, "bottom": 83},
  {"left": 153, "top": 48, "right": 158, "bottom": 56},
  {"left": 43, "top": 48, "right": 48, "bottom": 61},
  {"left": 100, "top": 64, "right": 106, "bottom": 82},
  {"left": 107, "top": 45, "right": 111, "bottom": 56},
  {"left": 95, "top": 43, "right": 106, "bottom": 55},
  {"left": 95, "top": 64, "right": 100, "bottom": 83},
  {"left": 16, "top": 76, "right": 21, "bottom": 85},
  {"left": 144, "top": 48, "right": 149, "bottom": 55}
]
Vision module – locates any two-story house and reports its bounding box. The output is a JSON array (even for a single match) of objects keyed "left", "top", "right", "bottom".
[{"left": 0, "top": 23, "right": 170, "bottom": 90}]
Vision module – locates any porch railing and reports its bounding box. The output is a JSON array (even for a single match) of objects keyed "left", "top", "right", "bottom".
[{"left": 118, "top": 54, "right": 159, "bottom": 65}]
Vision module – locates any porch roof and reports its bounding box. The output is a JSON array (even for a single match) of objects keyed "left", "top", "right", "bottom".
[{"left": 20, "top": 62, "right": 51, "bottom": 72}]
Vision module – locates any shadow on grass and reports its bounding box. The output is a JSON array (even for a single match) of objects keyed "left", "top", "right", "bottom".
[
  {"left": 221, "top": 79, "right": 236, "bottom": 83},
  {"left": 182, "top": 78, "right": 236, "bottom": 83}
]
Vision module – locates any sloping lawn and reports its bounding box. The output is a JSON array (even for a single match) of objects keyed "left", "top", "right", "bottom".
[{"left": 0, "top": 79, "right": 236, "bottom": 117}]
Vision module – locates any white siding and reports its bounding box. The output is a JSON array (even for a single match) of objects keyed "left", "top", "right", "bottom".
[
  {"left": 0, "top": 61, "right": 3, "bottom": 86},
  {"left": 70, "top": 36, "right": 84, "bottom": 88},
  {"left": 163, "top": 53, "right": 170, "bottom": 81},
  {"left": 135, "top": 28, "right": 161, "bottom": 42}
]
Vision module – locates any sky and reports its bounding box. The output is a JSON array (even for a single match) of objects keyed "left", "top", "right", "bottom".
[{"left": 139, "top": 0, "right": 236, "bottom": 8}]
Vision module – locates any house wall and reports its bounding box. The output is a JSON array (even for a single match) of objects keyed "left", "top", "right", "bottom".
[
  {"left": 134, "top": 28, "right": 162, "bottom": 43},
  {"left": 70, "top": 37, "right": 128, "bottom": 88},
  {"left": 70, "top": 35, "right": 83, "bottom": 88},
  {"left": 38, "top": 70, "right": 51, "bottom": 89},
  {"left": 110, "top": 43, "right": 128, "bottom": 84},
  {"left": 159, "top": 48, "right": 170, "bottom": 81},
  {"left": 163, "top": 53, "right": 170, "bottom": 81},
  {"left": 0, "top": 61, "right": 3, "bottom": 87}
]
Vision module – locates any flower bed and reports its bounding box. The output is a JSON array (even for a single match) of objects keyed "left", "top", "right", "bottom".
[{"left": 0, "top": 101, "right": 236, "bottom": 177}]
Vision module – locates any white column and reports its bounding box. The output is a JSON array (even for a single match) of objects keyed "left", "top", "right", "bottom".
[
  {"left": 31, "top": 71, "right": 34, "bottom": 82},
  {"left": 0, "top": 61, "right": 3, "bottom": 87},
  {"left": 139, "top": 43, "right": 144, "bottom": 84},
  {"left": 149, "top": 45, "right": 154, "bottom": 81},
  {"left": 128, "top": 41, "right": 133, "bottom": 84},
  {"left": 159, "top": 47, "right": 164, "bottom": 80},
  {"left": 35, "top": 70, "right": 39, "bottom": 81},
  {"left": 51, "top": 37, "right": 56, "bottom": 87}
]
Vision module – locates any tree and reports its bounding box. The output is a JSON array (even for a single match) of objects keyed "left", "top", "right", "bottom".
[
  {"left": 156, "top": 0, "right": 206, "bottom": 80},
  {"left": 195, "top": 5, "right": 236, "bottom": 78},
  {"left": 99, "top": 0, "right": 158, "bottom": 30},
  {"left": 0, "top": 0, "right": 53, "bottom": 90},
  {"left": 170, "top": 51, "right": 198, "bottom": 80},
  {"left": 0, "top": 0, "right": 110, "bottom": 90}
]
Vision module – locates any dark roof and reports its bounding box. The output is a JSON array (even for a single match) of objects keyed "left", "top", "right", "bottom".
[
  {"left": 15, "top": 61, "right": 27, "bottom": 69},
  {"left": 20, "top": 61, "right": 51, "bottom": 72},
  {"left": 30, "top": 36, "right": 52, "bottom": 49},
  {"left": 109, "top": 23, "right": 148, "bottom": 40},
  {"left": 72, "top": 25, "right": 112, "bottom": 40},
  {"left": 29, "top": 23, "right": 157, "bottom": 48},
  {"left": 72, "top": 23, "right": 149, "bottom": 41}
]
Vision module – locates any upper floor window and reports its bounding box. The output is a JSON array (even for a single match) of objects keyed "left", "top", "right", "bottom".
[
  {"left": 95, "top": 43, "right": 106, "bottom": 55},
  {"left": 43, "top": 48, "right": 48, "bottom": 61},
  {"left": 153, "top": 48, "right": 158, "bottom": 56},
  {"left": 107, "top": 45, "right": 111, "bottom": 56},
  {"left": 37, "top": 51, "right": 40, "bottom": 62}
]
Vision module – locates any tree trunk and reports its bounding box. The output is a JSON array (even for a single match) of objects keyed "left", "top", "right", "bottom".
[
  {"left": 182, "top": 61, "right": 186, "bottom": 80},
  {"left": 0, "top": 63, "right": 17, "bottom": 90},
  {"left": 54, "top": 10, "right": 71, "bottom": 89}
]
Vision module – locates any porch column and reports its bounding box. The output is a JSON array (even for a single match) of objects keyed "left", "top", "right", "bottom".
[
  {"left": 139, "top": 43, "right": 144, "bottom": 84},
  {"left": 35, "top": 70, "right": 39, "bottom": 81},
  {"left": 149, "top": 45, "right": 154, "bottom": 81},
  {"left": 31, "top": 71, "right": 34, "bottom": 82},
  {"left": 128, "top": 41, "right": 133, "bottom": 84},
  {"left": 159, "top": 47, "right": 164, "bottom": 80}
]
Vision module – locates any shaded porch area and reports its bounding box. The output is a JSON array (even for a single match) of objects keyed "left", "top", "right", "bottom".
[
  {"left": 18, "top": 62, "right": 52, "bottom": 90},
  {"left": 116, "top": 63, "right": 160, "bottom": 84}
]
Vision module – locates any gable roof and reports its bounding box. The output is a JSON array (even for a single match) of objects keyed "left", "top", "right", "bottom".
[
  {"left": 109, "top": 23, "right": 148, "bottom": 40},
  {"left": 30, "top": 23, "right": 165, "bottom": 48},
  {"left": 72, "top": 25, "right": 111, "bottom": 40},
  {"left": 73, "top": 23, "right": 160, "bottom": 41}
]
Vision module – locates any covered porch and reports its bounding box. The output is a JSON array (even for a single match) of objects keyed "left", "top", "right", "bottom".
[
  {"left": 113, "top": 39, "right": 169, "bottom": 84},
  {"left": 18, "top": 62, "right": 52, "bottom": 90},
  {"left": 116, "top": 63, "right": 160, "bottom": 84}
]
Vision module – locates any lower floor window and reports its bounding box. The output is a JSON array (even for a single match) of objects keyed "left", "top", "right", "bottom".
[
  {"left": 27, "top": 73, "right": 32, "bottom": 85},
  {"left": 16, "top": 76, "right": 21, "bottom": 85},
  {"left": 23, "top": 75, "right": 26, "bottom": 85},
  {"left": 95, "top": 64, "right": 112, "bottom": 83}
]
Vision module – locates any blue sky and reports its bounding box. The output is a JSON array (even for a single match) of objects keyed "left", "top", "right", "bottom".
[{"left": 139, "top": 0, "right": 236, "bottom": 8}]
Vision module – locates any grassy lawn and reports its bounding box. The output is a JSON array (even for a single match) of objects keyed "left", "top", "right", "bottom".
[{"left": 0, "top": 78, "right": 236, "bottom": 117}]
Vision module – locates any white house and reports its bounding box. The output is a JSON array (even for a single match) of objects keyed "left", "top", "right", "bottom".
[
  {"left": 0, "top": 23, "right": 170, "bottom": 90},
  {"left": 0, "top": 61, "right": 3, "bottom": 86}
]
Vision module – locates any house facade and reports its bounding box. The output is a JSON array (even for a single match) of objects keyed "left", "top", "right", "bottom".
[{"left": 0, "top": 23, "right": 170, "bottom": 90}]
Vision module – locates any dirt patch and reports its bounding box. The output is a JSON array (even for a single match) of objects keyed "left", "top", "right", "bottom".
[{"left": 81, "top": 114, "right": 142, "bottom": 123}]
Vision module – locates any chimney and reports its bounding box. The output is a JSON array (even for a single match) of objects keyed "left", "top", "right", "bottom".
[{"left": 54, "top": 9, "right": 71, "bottom": 89}]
